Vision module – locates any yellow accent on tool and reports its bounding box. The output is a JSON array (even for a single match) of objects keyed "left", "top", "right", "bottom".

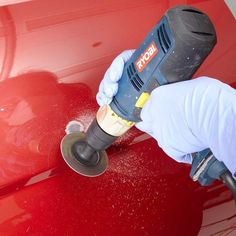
[
  {"left": 135, "top": 92, "right": 150, "bottom": 108},
  {"left": 110, "top": 106, "right": 135, "bottom": 127}
]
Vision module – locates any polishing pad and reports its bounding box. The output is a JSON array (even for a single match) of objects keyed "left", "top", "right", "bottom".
[{"left": 60, "top": 132, "right": 108, "bottom": 177}]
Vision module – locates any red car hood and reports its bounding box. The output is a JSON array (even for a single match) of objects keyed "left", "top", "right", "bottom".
[{"left": 0, "top": 0, "right": 235, "bottom": 235}]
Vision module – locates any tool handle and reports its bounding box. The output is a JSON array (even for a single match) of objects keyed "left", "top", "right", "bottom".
[
  {"left": 190, "top": 148, "right": 228, "bottom": 186},
  {"left": 190, "top": 148, "right": 236, "bottom": 202}
]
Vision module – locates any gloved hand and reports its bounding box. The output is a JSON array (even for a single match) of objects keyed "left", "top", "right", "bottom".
[
  {"left": 96, "top": 50, "right": 135, "bottom": 106},
  {"left": 96, "top": 50, "right": 236, "bottom": 176}
]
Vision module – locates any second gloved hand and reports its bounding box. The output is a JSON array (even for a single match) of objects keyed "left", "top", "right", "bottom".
[{"left": 136, "top": 77, "right": 236, "bottom": 168}]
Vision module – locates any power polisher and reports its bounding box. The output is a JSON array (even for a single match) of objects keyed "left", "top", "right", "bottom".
[
  {"left": 61, "top": 5, "right": 236, "bottom": 199},
  {"left": 61, "top": 5, "right": 217, "bottom": 176}
]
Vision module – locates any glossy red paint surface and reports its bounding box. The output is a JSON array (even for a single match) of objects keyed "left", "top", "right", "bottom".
[{"left": 0, "top": 0, "right": 235, "bottom": 235}]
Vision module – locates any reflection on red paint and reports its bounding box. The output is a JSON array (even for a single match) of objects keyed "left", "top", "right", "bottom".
[
  {"left": 0, "top": 7, "right": 16, "bottom": 82},
  {"left": 0, "top": 71, "right": 96, "bottom": 187}
]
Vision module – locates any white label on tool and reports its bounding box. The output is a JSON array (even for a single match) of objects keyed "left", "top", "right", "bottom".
[{"left": 135, "top": 42, "right": 158, "bottom": 73}]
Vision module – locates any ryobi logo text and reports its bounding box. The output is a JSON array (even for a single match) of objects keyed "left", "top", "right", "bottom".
[{"left": 135, "top": 42, "right": 158, "bottom": 73}]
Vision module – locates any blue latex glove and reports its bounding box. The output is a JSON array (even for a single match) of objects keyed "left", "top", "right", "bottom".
[
  {"left": 96, "top": 50, "right": 236, "bottom": 176},
  {"left": 96, "top": 50, "right": 135, "bottom": 106}
]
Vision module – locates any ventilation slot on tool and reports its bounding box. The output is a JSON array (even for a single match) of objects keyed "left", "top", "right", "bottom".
[
  {"left": 127, "top": 63, "right": 144, "bottom": 91},
  {"left": 182, "top": 9, "right": 203, "bottom": 14},
  {"left": 157, "top": 24, "right": 171, "bottom": 53},
  {"left": 191, "top": 31, "right": 213, "bottom": 36},
  {"left": 112, "top": 97, "right": 128, "bottom": 116}
]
